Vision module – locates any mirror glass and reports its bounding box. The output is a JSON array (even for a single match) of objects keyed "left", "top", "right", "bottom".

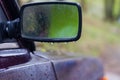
[{"left": 21, "top": 3, "right": 80, "bottom": 41}]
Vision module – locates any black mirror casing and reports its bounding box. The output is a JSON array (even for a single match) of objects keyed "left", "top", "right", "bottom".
[{"left": 20, "top": 2, "right": 82, "bottom": 42}]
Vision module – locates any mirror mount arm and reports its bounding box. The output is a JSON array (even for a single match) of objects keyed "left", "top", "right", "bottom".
[
  {"left": 0, "top": 18, "right": 20, "bottom": 42},
  {"left": 6, "top": 18, "right": 20, "bottom": 39},
  {"left": 0, "top": 19, "right": 36, "bottom": 52}
]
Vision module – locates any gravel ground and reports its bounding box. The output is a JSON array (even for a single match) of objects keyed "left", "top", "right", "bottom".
[
  {"left": 100, "top": 45, "right": 120, "bottom": 79},
  {"left": 106, "top": 73, "right": 120, "bottom": 80}
]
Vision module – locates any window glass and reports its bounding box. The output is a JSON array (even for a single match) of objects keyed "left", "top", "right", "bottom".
[{"left": 0, "top": 5, "right": 7, "bottom": 22}]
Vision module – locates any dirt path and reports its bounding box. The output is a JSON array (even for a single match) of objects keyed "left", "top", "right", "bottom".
[
  {"left": 100, "top": 45, "right": 120, "bottom": 76},
  {"left": 106, "top": 73, "right": 120, "bottom": 80}
]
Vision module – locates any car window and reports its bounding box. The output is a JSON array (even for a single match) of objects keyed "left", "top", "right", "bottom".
[{"left": 0, "top": 5, "right": 7, "bottom": 22}]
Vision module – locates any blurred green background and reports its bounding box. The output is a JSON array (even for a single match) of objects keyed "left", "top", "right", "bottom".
[{"left": 19, "top": 0, "right": 120, "bottom": 74}]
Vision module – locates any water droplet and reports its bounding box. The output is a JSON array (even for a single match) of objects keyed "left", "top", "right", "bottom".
[
  {"left": 64, "top": 42, "right": 68, "bottom": 44},
  {"left": 73, "top": 41, "right": 77, "bottom": 43},
  {"left": 50, "top": 43, "right": 54, "bottom": 45}
]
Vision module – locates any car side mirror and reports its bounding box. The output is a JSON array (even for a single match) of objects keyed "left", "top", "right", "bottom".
[{"left": 20, "top": 2, "right": 82, "bottom": 42}]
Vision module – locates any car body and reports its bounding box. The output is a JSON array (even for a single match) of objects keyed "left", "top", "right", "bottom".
[{"left": 0, "top": 0, "right": 104, "bottom": 80}]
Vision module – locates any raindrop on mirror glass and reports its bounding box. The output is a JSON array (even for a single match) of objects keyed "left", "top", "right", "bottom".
[
  {"left": 73, "top": 41, "right": 77, "bottom": 43},
  {"left": 50, "top": 43, "right": 54, "bottom": 45},
  {"left": 64, "top": 42, "right": 68, "bottom": 44}
]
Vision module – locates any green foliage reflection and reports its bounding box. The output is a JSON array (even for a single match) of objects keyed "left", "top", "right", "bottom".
[{"left": 49, "top": 5, "right": 79, "bottom": 38}]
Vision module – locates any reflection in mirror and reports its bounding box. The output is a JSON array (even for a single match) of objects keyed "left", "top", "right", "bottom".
[{"left": 21, "top": 3, "right": 79, "bottom": 40}]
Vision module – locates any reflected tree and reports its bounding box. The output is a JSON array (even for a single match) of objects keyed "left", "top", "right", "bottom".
[
  {"left": 104, "top": 0, "right": 115, "bottom": 21},
  {"left": 23, "top": 5, "right": 50, "bottom": 37}
]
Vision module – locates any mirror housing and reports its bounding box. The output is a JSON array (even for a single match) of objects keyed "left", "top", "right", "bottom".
[{"left": 20, "top": 2, "right": 82, "bottom": 42}]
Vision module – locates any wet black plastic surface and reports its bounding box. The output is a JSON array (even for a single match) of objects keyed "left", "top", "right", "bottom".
[{"left": 0, "top": 49, "right": 31, "bottom": 68}]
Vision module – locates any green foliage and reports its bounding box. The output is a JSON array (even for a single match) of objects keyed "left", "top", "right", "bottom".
[{"left": 114, "top": 0, "right": 120, "bottom": 19}]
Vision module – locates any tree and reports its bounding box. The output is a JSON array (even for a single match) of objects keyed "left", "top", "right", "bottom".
[
  {"left": 112, "top": 0, "right": 119, "bottom": 20},
  {"left": 104, "top": 0, "right": 115, "bottom": 21},
  {"left": 80, "top": 0, "right": 87, "bottom": 11}
]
